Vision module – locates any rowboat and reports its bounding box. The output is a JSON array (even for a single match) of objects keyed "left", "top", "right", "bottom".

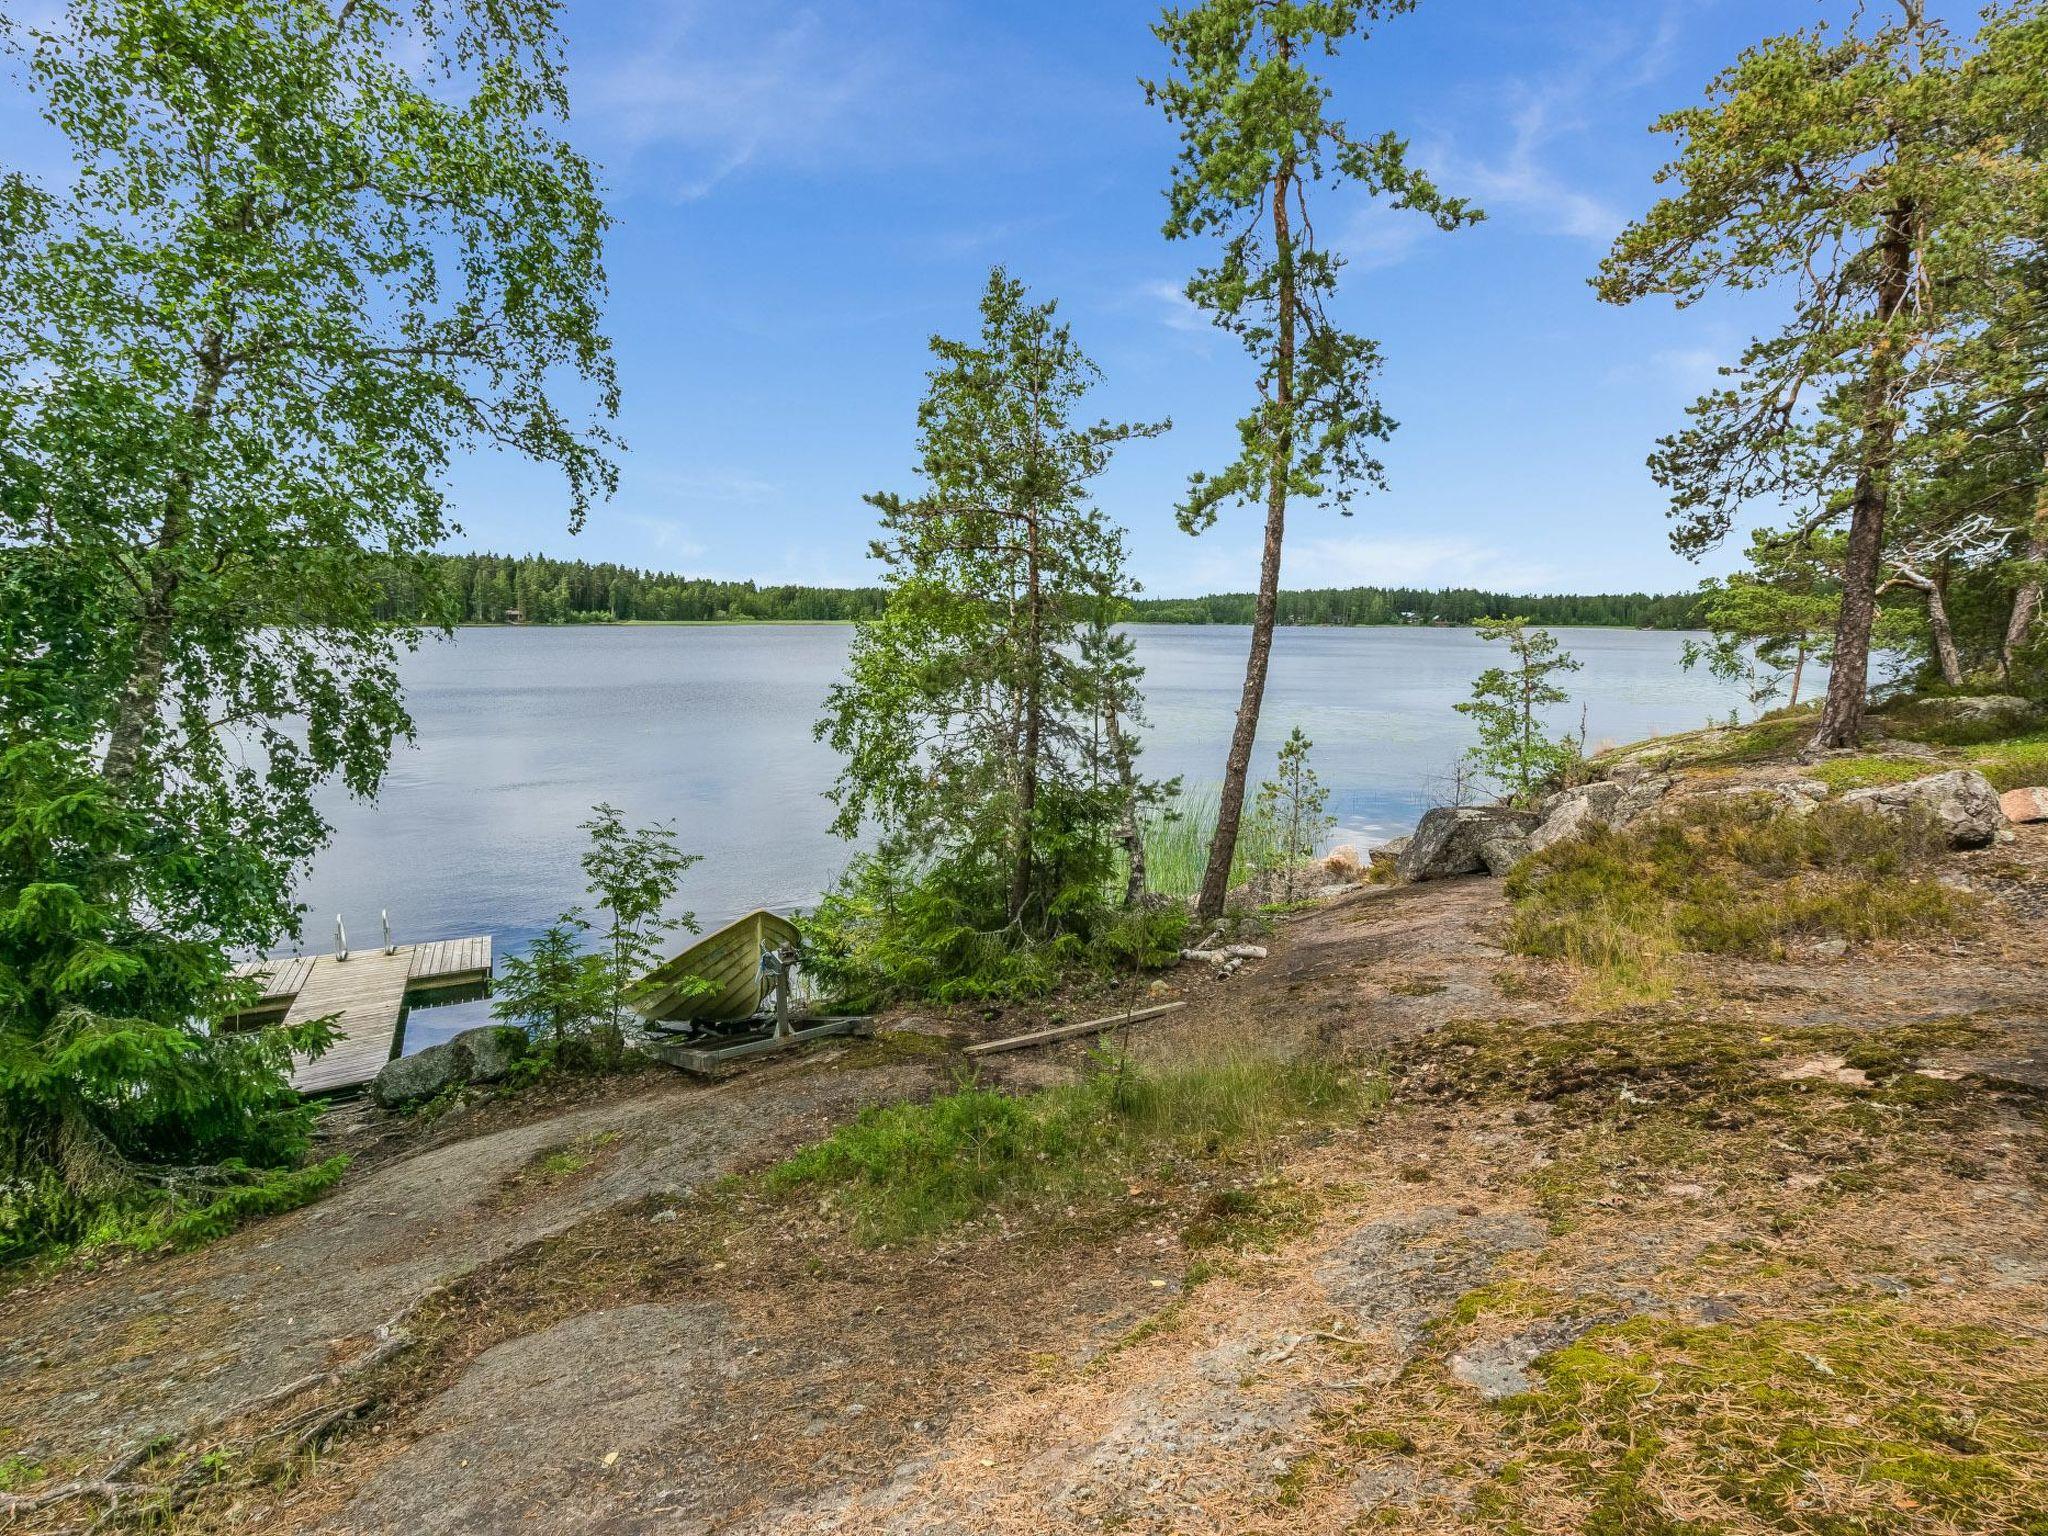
[{"left": 627, "top": 908, "right": 800, "bottom": 1024}]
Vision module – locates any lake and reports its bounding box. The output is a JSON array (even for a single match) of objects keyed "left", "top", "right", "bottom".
[{"left": 294, "top": 623, "right": 1768, "bottom": 1049}]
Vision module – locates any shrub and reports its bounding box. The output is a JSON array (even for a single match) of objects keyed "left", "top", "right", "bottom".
[
  {"left": 1968, "top": 729, "right": 2048, "bottom": 791},
  {"left": 803, "top": 819, "right": 1189, "bottom": 1009},
  {"left": 0, "top": 729, "right": 342, "bottom": 1263},
  {"left": 1141, "top": 785, "right": 1284, "bottom": 899}
]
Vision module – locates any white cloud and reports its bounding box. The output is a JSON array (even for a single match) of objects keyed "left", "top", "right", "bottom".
[
  {"left": 1138, "top": 278, "right": 1209, "bottom": 335},
  {"left": 637, "top": 466, "right": 782, "bottom": 505},
  {"left": 1648, "top": 345, "right": 1725, "bottom": 391},
  {"left": 1341, "top": 202, "right": 1437, "bottom": 271},
  {"left": 614, "top": 512, "right": 706, "bottom": 560},
  {"left": 1603, "top": 321, "right": 1739, "bottom": 395},
  {"left": 1425, "top": 0, "right": 1692, "bottom": 246},
  {"left": 1436, "top": 89, "right": 1625, "bottom": 244},
  {"left": 579, "top": 5, "right": 914, "bottom": 198}
]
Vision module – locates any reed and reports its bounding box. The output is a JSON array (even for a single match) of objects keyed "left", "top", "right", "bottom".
[{"left": 1139, "top": 785, "right": 1286, "bottom": 899}]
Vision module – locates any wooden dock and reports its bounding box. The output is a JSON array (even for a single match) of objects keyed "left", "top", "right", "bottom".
[{"left": 230, "top": 936, "right": 492, "bottom": 1095}]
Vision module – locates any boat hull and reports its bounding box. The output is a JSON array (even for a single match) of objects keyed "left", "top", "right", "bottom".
[{"left": 627, "top": 908, "right": 800, "bottom": 1023}]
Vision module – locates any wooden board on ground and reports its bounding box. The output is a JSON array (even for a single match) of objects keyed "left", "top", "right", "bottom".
[{"left": 962, "top": 1001, "right": 1188, "bottom": 1058}]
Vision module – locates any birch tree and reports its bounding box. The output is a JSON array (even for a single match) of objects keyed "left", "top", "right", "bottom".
[
  {"left": 0, "top": 0, "right": 615, "bottom": 1244},
  {"left": 0, "top": 0, "right": 617, "bottom": 952}
]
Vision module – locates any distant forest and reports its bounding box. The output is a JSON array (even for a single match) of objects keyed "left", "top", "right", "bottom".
[{"left": 376, "top": 552, "right": 1705, "bottom": 630}]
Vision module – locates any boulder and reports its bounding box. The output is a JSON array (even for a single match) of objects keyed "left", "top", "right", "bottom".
[
  {"left": 1841, "top": 769, "right": 2006, "bottom": 849},
  {"left": 2001, "top": 786, "right": 2048, "bottom": 825},
  {"left": 371, "top": 1046, "right": 457, "bottom": 1108},
  {"left": 458, "top": 1023, "right": 530, "bottom": 1083},
  {"left": 1527, "top": 772, "right": 1678, "bottom": 854},
  {"left": 1701, "top": 775, "right": 1828, "bottom": 819},
  {"left": 1367, "top": 835, "right": 1410, "bottom": 877},
  {"left": 1395, "top": 807, "right": 1542, "bottom": 882},
  {"left": 372, "top": 1023, "right": 530, "bottom": 1109},
  {"left": 1527, "top": 782, "right": 1623, "bottom": 855},
  {"left": 1769, "top": 777, "right": 1830, "bottom": 816}
]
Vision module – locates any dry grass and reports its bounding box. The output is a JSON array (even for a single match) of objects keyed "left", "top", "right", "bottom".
[
  {"left": 1297, "top": 992, "right": 2048, "bottom": 1536},
  {"left": 1504, "top": 797, "right": 1979, "bottom": 1000}
]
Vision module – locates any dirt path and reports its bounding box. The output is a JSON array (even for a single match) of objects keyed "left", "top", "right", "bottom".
[{"left": 0, "top": 1053, "right": 941, "bottom": 1473}]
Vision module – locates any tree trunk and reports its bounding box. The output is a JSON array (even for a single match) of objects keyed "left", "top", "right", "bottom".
[
  {"left": 1811, "top": 210, "right": 1913, "bottom": 753},
  {"left": 1517, "top": 651, "right": 1535, "bottom": 802},
  {"left": 1884, "top": 558, "right": 1962, "bottom": 687},
  {"left": 1926, "top": 563, "right": 1962, "bottom": 688},
  {"left": 1195, "top": 158, "right": 1295, "bottom": 923},
  {"left": 1009, "top": 501, "right": 1043, "bottom": 925},
  {"left": 2001, "top": 468, "right": 2048, "bottom": 681},
  {"left": 102, "top": 340, "right": 229, "bottom": 787},
  {"left": 1106, "top": 700, "right": 1146, "bottom": 908},
  {"left": 1788, "top": 641, "right": 1807, "bottom": 709}
]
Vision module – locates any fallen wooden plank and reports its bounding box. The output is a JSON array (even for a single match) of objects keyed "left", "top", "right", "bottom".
[{"left": 963, "top": 1000, "right": 1188, "bottom": 1058}]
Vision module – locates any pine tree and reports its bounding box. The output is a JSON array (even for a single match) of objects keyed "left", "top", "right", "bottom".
[
  {"left": 1597, "top": 1, "right": 2043, "bottom": 748},
  {"left": 1144, "top": 0, "right": 1478, "bottom": 922},
  {"left": 1456, "top": 619, "right": 1584, "bottom": 805},
  {"left": 811, "top": 276, "right": 1175, "bottom": 1001},
  {"left": 1254, "top": 727, "right": 1333, "bottom": 902},
  {"left": 820, "top": 270, "right": 1166, "bottom": 941},
  {"left": 1683, "top": 530, "right": 1843, "bottom": 713}
]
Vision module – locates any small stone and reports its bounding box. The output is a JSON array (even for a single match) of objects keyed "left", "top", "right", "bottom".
[
  {"left": 1999, "top": 787, "right": 2048, "bottom": 824},
  {"left": 1777, "top": 1055, "right": 1869, "bottom": 1086},
  {"left": 1811, "top": 938, "right": 1849, "bottom": 959}
]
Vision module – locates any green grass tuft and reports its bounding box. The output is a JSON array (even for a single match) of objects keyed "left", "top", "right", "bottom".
[
  {"left": 765, "top": 1045, "right": 1376, "bottom": 1247},
  {"left": 111, "top": 1156, "right": 351, "bottom": 1253},
  {"left": 1805, "top": 756, "right": 1944, "bottom": 793},
  {"left": 1965, "top": 728, "right": 2048, "bottom": 792},
  {"left": 1510, "top": 1307, "right": 2048, "bottom": 1534}
]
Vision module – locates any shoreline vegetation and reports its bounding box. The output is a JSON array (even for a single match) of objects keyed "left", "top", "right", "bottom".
[{"left": 377, "top": 551, "right": 1705, "bottom": 630}]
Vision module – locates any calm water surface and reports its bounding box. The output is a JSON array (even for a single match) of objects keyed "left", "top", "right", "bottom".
[{"left": 294, "top": 624, "right": 1767, "bottom": 1049}]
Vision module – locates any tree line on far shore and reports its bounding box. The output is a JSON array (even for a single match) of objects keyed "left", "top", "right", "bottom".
[{"left": 373, "top": 552, "right": 1704, "bottom": 631}]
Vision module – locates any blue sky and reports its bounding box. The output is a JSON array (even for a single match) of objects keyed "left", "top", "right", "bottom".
[
  {"left": 7, "top": 1, "right": 1920, "bottom": 596},
  {"left": 505, "top": 0, "right": 1825, "bottom": 598}
]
